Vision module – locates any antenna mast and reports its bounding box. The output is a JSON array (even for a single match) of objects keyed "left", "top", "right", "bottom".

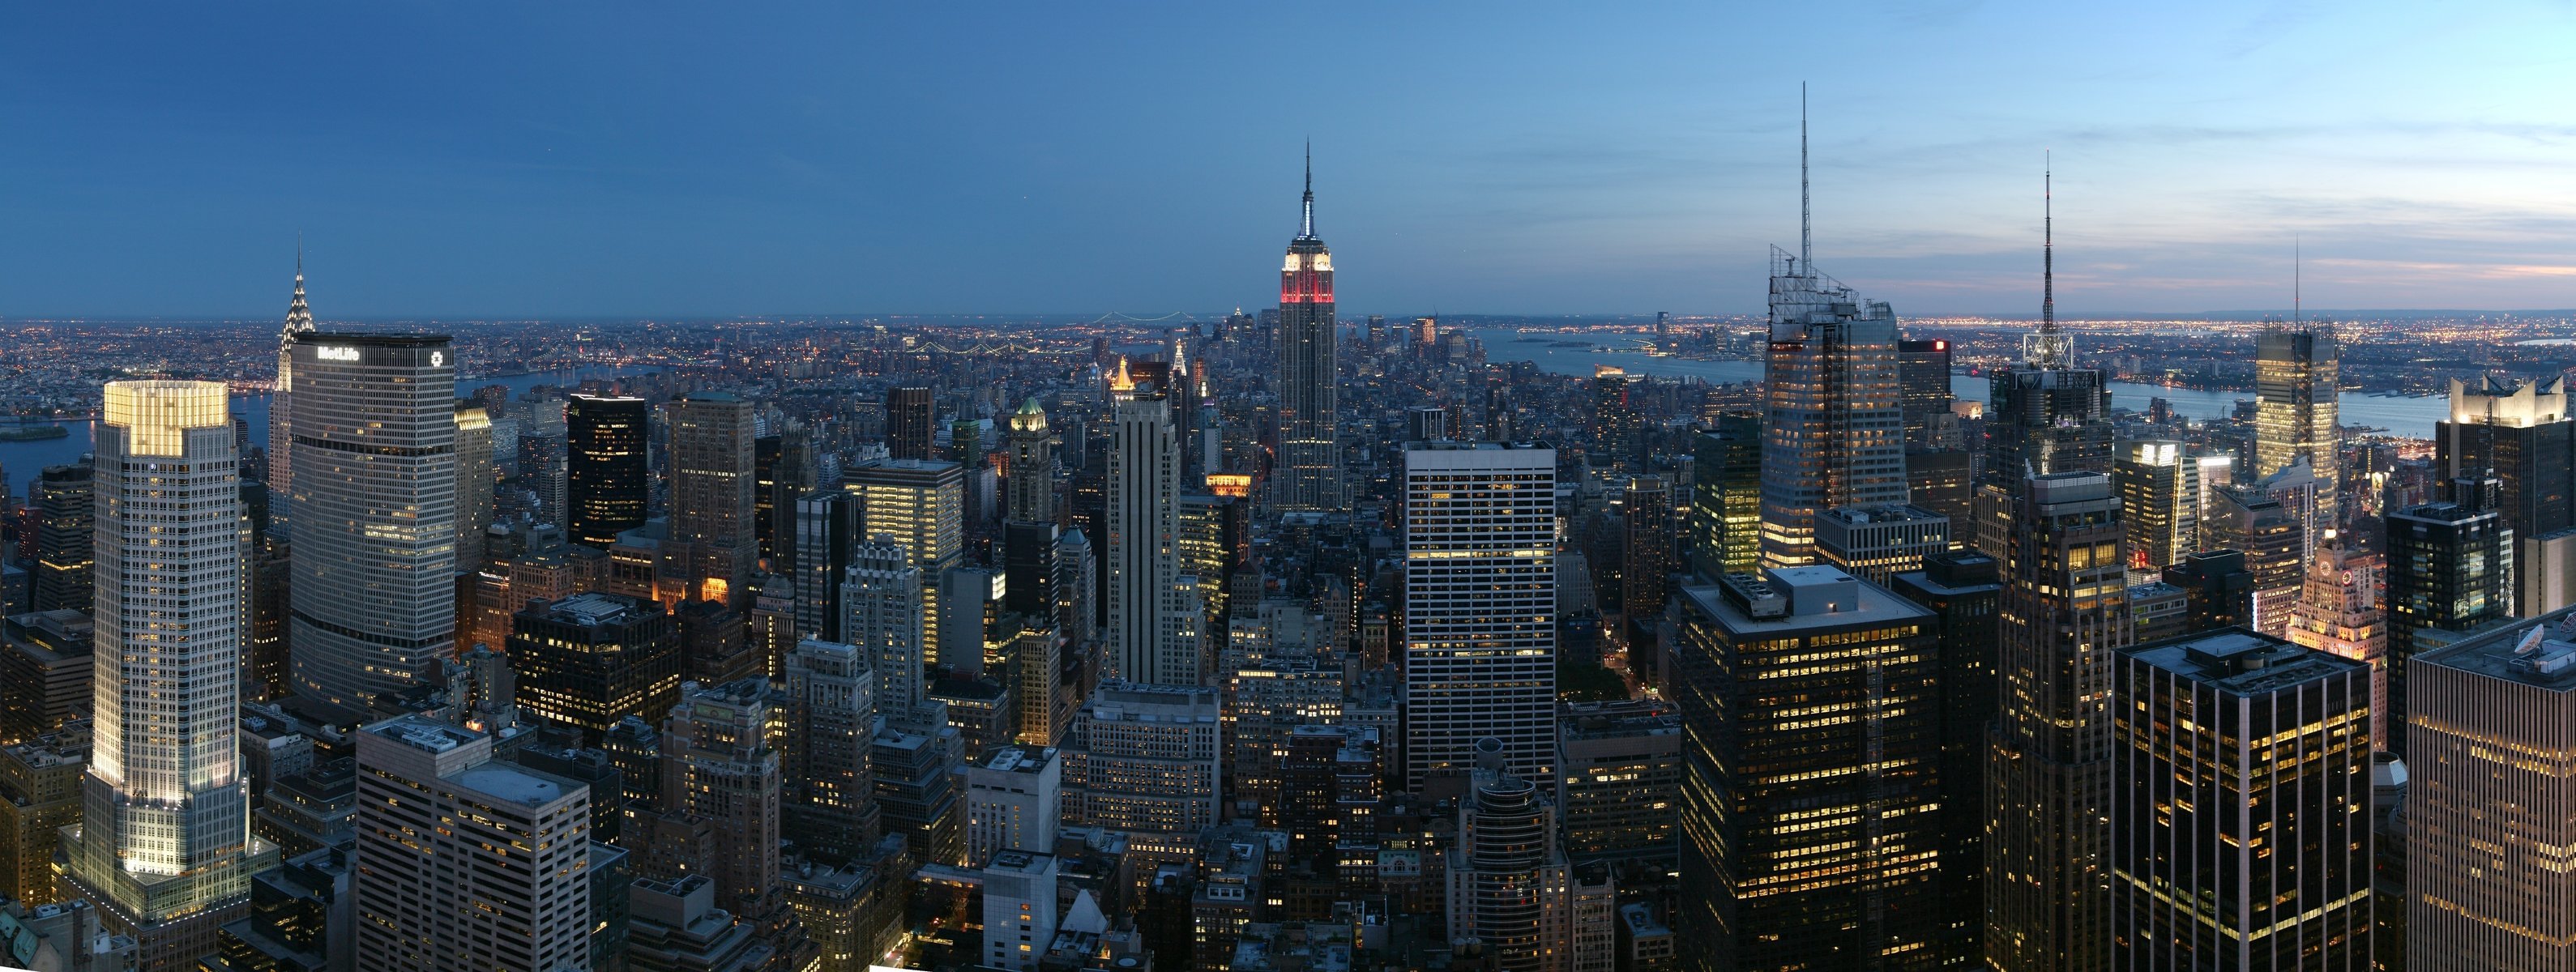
[
  {"left": 2042, "top": 152, "right": 2054, "bottom": 332},
  {"left": 1800, "top": 83, "right": 1811, "bottom": 274}
]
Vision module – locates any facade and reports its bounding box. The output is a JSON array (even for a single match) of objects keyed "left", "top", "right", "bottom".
[
  {"left": 1888, "top": 551, "right": 2003, "bottom": 966},
  {"left": 1556, "top": 701, "right": 1680, "bottom": 866},
  {"left": 666, "top": 394, "right": 759, "bottom": 605},
  {"left": 2253, "top": 324, "right": 2341, "bottom": 533},
  {"left": 1403, "top": 442, "right": 1557, "bottom": 787},
  {"left": 2164, "top": 550, "right": 2255, "bottom": 635},
  {"left": 0, "top": 724, "right": 85, "bottom": 906},
  {"left": 980, "top": 850, "right": 1059, "bottom": 972},
  {"left": 1273, "top": 154, "right": 1341, "bottom": 513},
  {"left": 1897, "top": 337, "right": 1952, "bottom": 444},
  {"left": 781, "top": 637, "right": 881, "bottom": 862},
  {"left": 1620, "top": 476, "right": 1673, "bottom": 625},
  {"left": 1984, "top": 471, "right": 2131, "bottom": 972},
  {"left": 2407, "top": 608, "right": 2576, "bottom": 970},
  {"left": 566, "top": 393, "right": 651, "bottom": 548},
  {"left": 1, "top": 610, "right": 94, "bottom": 744},
  {"left": 842, "top": 458, "right": 963, "bottom": 650},
  {"left": 964, "top": 745, "right": 1060, "bottom": 866},
  {"left": 2112, "top": 631, "right": 2373, "bottom": 968},
  {"left": 887, "top": 386, "right": 935, "bottom": 463},
  {"left": 62, "top": 382, "right": 275, "bottom": 972},
  {"left": 792, "top": 490, "right": 858, "bottom": 642},
  {"left": 2437, "top": 376, "right": 2575, "bottom": 603},
  {"left": 1104, "top": 366, "right": 1199, "bottom": 687},
  {"left": 2286, "top": 544, "right": 2390, "bottom": 744},
  {"left": 28, "top": 462, "right": 93, "bottom": 615},
  {"left": 286, "top": 333, "right": 457, "bottom": 718},
  {"left": 1447, "top": 763, "right": 1583, "bottom": 972},
  {"left": 842, "top": 538, "right": 929, "bottom": 727},
  {"left": 1005, "top": 398, "right": 1057, "bottom": 525},
  {"left": 1593, "top": 366, "right": 1642, "bottom": 471},
  {"left": 452, "top": 402, "right": 494, "bottom": 570},
  {"left": 1688, "top": 414, "right": 1762, "bottom": 581},
  {"left": 1757, "top": 254, "right": 1910, "bottom": 567},
  {"left": 1813, "top": 503, "right": 1951, "bottom": 586},
  {"left": 1065, "top": 681, "right": 1220, "bottom": 833},
  {"left": 656, "top": 678, "right": 784, "bottom": 920},
  {"left": 2386, "top": 480, "right": 2515, "bottom": 757},
  {"left": 507, "top": 592, "right": 683, "bottom": 748},
  {"left": 1672, "top": 568, "right": 1941, "bottom": 972},
  {"left": 2204, "top": 483, "right": 2307, "bottom": 636},
  {"left": 2113, "top": 439, "right": 2199, "bottom": 573},
  {"left": 352, "top": 716, "right": 592, "bottom": 972}
]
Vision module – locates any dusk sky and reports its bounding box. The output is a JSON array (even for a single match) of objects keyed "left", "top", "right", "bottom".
[{"left": 5, "top": 3, "right": 2572, "bottom": 318}]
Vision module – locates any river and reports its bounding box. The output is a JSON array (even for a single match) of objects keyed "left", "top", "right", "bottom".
[
  {"left": 1, "top": 364, "right": 662, "bottom": 500},
  {"left": 1470, "top": 326, "right": 2450, "bottom": 438}
]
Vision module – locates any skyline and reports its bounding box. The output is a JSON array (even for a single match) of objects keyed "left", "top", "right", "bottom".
[{"left": 4, "top": 4, "right": 2574, "bottom": 318}]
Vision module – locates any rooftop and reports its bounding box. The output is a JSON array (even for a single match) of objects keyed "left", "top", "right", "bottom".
[
  {"left": 2419, "top": 605, "right": 2576, "bottom": 691},
  {"left": 2124, "top": 629, "right": 2365, "bottom": 696}
]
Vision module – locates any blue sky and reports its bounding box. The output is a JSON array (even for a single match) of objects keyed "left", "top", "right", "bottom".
[{"left": 3, "top": 2, "right": 2572, "bottom": 318}]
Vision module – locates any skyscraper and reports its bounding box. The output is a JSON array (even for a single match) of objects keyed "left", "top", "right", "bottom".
[
  {"left": 2407, "top": 609, "right": 2576, "bottom": 970},
  {"left": 29, "top": 461, "right": 92, "bottom": 615},
  {"left": 287, "top": 333, "right": 456, "bottom": 719},
  {"left": 267, "top": 258, "right": 316, "bottom": 540},
  {"left": 63, "top": 382, "right": 276, "bottom": 971},
  {"left": 1005, "top": 398, "right": 1056, "bottom": 525},
  {"left": 453, "top": 401, "right": 494, "bottom": 570},
  {"left": 1887, "top": 550, "right": 2002, "bottom": 965},
  {"left": 1984, "top": 471, "right": 2130, "bottom": 972},
  {"left": 793, "top": 490, "right": 859, "bottom": 642},
  {"left": 1974, "top": 173, "right": 2114, "bottom": 556},
  {"left": 2113, "top": 440, "right": 2199, "bottom": 573},
  {"left": 1104, "top": 362, "right": 1199, "bottom": 686},
  {"left": 842, "top": 537, "right": 929, "bottom": 727},
  {"left": 2287, "top": 544, "right": 2390, "bottom": 745},
  {"left": 1687, "top": 413, "right": 1762, "bottom": 581},
  {"left": 2385, "top": 479, "right": 2514, "bottom": 757},
  {"left": 2203, "top": 482, "right": 2308, "bottom": 636},
  {"left": 507, "top": 593, "right": 684, "bottom": 748},
  {"left": 1813, "top": 503, "right": 1952, "bottom": 586},
  {"left": 781, "top": 637, "right": 880, "bottom": 863},
  {"left": 1403, "top": 441, "right": 1557, "bottom": 787},
  {"left": 1447, "top": 753, "right": 1590, "bottom": 972},
  {"left": 1063, "top": 682, "right": 1220, "bottom": 833},
  {"left": 566, "top": 394, "right": 649, "bottom": 548},
  {"left": 1621, "top": 476, "right": 1673, "bottom": 628},
  {"left": 1593, "top": 366, "right": 1642, "bottom": 472},
  {"left": 1673, "top": 567, "right": 1942, "bottom": 972},
  {"left": 1896, "top": 337, "right": 1952, "bottom": 444},
  {"left": 888, "top": 386, "right": 936, "bottom": 462},
  {"left": 1757, "top": 245, "right": 1909, "bottom": 567},
  {"left": 2111, "top": 631, "right": 2373, "bottom": 967},
  {"left": 2255, "top": 322, "right": 2341, "bottom": 535},
  {"left": 655, "top": 679, "right": 784, "bottom": 923},
  {"left": 1274, "top": 149, "right": 1341, "bottom": 512},
  {"left": 843, "top": 458, "right": 964, "bottom": 651},
  {"left": 2436, "top": 375, "right": 2574, "bottom": 604},
  {"left": 667, "top": 394, "right": 759, "bottom": 606}
]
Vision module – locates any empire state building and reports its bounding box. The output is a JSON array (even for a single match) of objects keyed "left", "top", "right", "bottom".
[{"left": 1275, "top": 150, "right": 1341, "bottom": 511}]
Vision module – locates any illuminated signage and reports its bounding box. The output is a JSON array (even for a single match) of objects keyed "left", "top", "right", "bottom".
[{"left": 314, "top": 346, "right": 361, "bottom": 362}]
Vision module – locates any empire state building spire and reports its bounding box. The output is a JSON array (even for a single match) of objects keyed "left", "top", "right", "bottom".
[
  {"left": 1275, "top": 145, "right": 1340, "bottom": 511},
  {"left": 1300, "top": 139, "right": 1315, "bottom": 239}
]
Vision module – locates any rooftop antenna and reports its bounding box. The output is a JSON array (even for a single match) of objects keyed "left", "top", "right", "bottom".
[
  {"left": 2041, "top": 152, "right": 2054, "bottom": 333},
  {"left": 1301, "top": 139, "right": 1315, "bottom": 239},
  {"left": 1800, "top": 83, "right": 1811, "bottom": 274},
  {"left": 2293, "top": 236, "right": 2301, "bottom": 325}
]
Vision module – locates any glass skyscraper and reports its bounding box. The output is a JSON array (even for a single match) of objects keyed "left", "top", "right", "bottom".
[{"left": 565, "top": 393, "right": 648, "bottom": 548}]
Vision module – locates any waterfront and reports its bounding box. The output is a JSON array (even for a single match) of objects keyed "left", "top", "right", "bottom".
[
  {"left": 1471, "top": 326, "right": 2452, "bottom": 439},
  {"left": 0, "top": 364, "right": 661, "bottom": 499}
]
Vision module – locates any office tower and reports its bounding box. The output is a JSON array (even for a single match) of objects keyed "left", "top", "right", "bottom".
[
  {"left": 793, "top": 491, "right": 858, "bottom": 641},
  {"left": 980, "top": 850, "right": 1059, "bottom": 972},
  {"left": 1757, "top": 248, "right": 1909, "bottom": 567},
  {"left": 1621, "top": 477, "right": 1675, "bottom": 633},
  {"left": 29, "top": 461, "right": 92, "bottom": 615},
  {"left": 1055, "top": 528, "right": 1096, "bottom": 649},
  {"left": 1274, "top": 151, "right": 1341, "bottom": 513},
  {"left": 1, "top": 610, "right": 92, "bottom": 743},
  {"left": 964, "top": 745, "right": 1060, "bottom": 866},
  {"left": 352, "top": 716, "right": 592, "bottom": 972},
  {"left": 248, "top": 541, "right": 291, "bottom": 702},
  {"left": 2114, "top": 440, "right": 2199, "bottom": 573},
  {"left": 1984, "top": 471, "right": 2131, "bottom": 972},
  {"left": 2163, "top": 550, "right": 2255, "bottom": 634},
  {"left": 287, "top": 334, "right": 456, "bottom": 718},
  {"left": 1275, "top": 724, "right": 1382, "bottom": 880},
  {"left": 1688, "top": 414, "right": 1762, "bottom": 581},
  {"left": 887, "top": 386, "right": 936, "bottom": 462},
  {"left": 871, "top": 718, "right": 964, "bottom": 868},
  {"left": 1593, "top": 366, "right": 1642, "bottom": 472},
  {"left": 1813, "top": 504, "right": 1951, "bottom": 586},
  {"left": 1888, "top": 550, "right": 2002, "bottom": 964},
  {"left": 508, "top": 593, "right": 684, "bottom": 748},
  {"left": 0, "top": 723, "right": 84, "bottom": 906},
  {"left": 782, "top": 637, "right": 880, "bottom": 863},
  {"left": 1973, "top": 177, "right": 2115, "bottom": 556},
  {"left": 1064, "top": 682, "right": 1220, "bottom": 833},
  {"left": 843, "top": 538, "right": 929, "bottom": 725},
  {"left": 1005, "top": 398, "right": 1056, "bottom": 524},
  {"left": 267, "top": 259, "right": 315, "bottom": 540},
  {"left": 62, "top": 382, "right": 274, "bottom": 972},
  {"left": 452, "top": 402, "right": 494, "bottom": 571},
  {"left": 2407, "top": 611, "right": 2576, "bottom": 970},
  {"left": 2386, "top": 480, "right": 2514, "bottom": 757},
  {"left": 2288, "top": 544, "right": 2390, "bottom": 744},
  {"left": 2204, "top": 484, "right": 2306, "bottom": 636},
  {"left": 1402, "top": 442, "right": 1557, "bottom": 787},
  {"left": 2112, "top": 631, "right": 2372, "bottom": 967},
  {"left": 1897, "top": 337, "right": 1952, "bottom": 444},
  {"left": 757, "top": 428, "right": 818, "bottom": 572},
  {"left": 656, "top": 679, "right": 782, "bottom": 920},
  {"left": 1447, "top": 757, "right": 1587, "bottom": 972},
  {"left": 1009, "top": 622, "right": 1064, "bottom": 748},
  {"left": 2437, "top": 375, "right": 2574, "bottom": 601},
  {"left": 1485, "top": 374, "right": 1518, "bottom": 442},
  {"left": 938, "top": 565, "right": 1009, "bottom": 675},
  {"left": 2127, "top": 580, "right": 2191, "bottom": 645},
  {"left": 1903, "top": 446, "right": 1974, "bottom": 546},
  {"left": 626, "top": 875, "right": 771, "bottom": 972},
  {"left": 566, "top": 394, "right": 650, "bottom": 548},
  {"left": 1104, "top": 364, "right": 1198, "bottom": 686},
  {"left": 843, "top": 458, "right": 964, "bottom": 650},
  {"left": 1556, "top": 701, "right": 1681, "bottom": 866},
  {"left": 1672, "top": 568, "right": 1941, "bottom": 972},
  {"left": 2255, "top": 322, "right": 2340, "bottom": 533},
  {"left": 1403, "top": 404, "right": 1446, "bottom": 443},
  {"left": 667, "top": 394, "right": 759, "bottom": 605}
]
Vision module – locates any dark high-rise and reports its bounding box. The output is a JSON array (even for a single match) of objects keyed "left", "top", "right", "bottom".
[
  {"left": 2437, "top": 376, "right": 2574, "bottom": 602},
  {"left": 2385, "top": 477, "right": 2514, "bottom": 757},
  {"left": 1972, "top": 173, "right": 2114, "bottom": 556},
  {"left": 1888, "top": 550, "right": 2001, "bottom": 966},
  {"left": 2163, "top": 550, "right": 2256, "bottom": 635},
  {"left": 1621, "top": 476, "right": 1673, "bottom": 630},
  {"left": 1594, "top": 366, "right": 1642, "bottom": 472},
  {"left": 507, "top": 593, "right": 684, "bottom": 748},
  {"left": 29, "top": 461, "right": 92, "bottom": 615},
  {"left": 566, "top": 394, "right": 648, "bottom": 548},
  {"left": 889, "top": 386, "right": 937, "bottom": 462},
  {"left": 1897, "top": 337, "right": 1952, "bottom": 444},
  {"left": 1688, "top": 413, "right": 1762, "bottom": 581},
  {"left": 1274, "top": 150, "right": 1340, "bottom": 512}
]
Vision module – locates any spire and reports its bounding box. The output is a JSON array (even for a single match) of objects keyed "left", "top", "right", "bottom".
[
  {"left": 2041, "top": 152, "right": 2054, "bottom": 333},
  {"left": 2294, "top": 236, "right": 2301, "bottom": 324},
  {"left": 1109, "top": 356, "right": 1136, "bottom": 394},
  {"left": 1800, "top": 83, "right": 1811, "bottom": 273},
  {"left": 284, "top": 241, "right": 314, "bottom": 338},
  {"left": 1301, "top": 140, "right": 1315, "bottom": 239}
]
